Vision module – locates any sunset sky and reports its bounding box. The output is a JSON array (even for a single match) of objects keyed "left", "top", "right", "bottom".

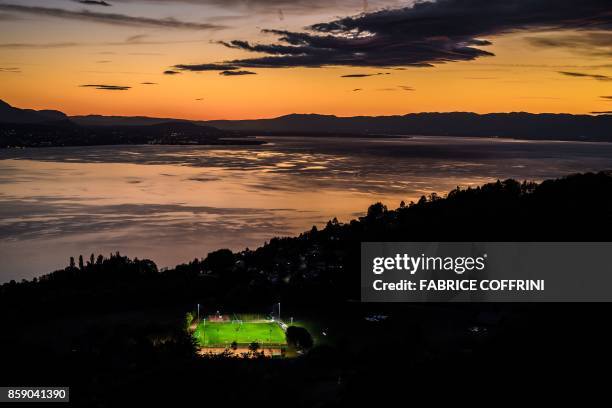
[{"left": 0, "top": 0, "right": 610, "bottom": 119}]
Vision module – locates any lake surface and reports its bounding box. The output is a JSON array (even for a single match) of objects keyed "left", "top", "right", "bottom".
[{"left": 2, "top": 136, "right": 612, "bottom": 281}]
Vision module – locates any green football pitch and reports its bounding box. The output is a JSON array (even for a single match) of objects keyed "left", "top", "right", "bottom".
[{"left": 194, "top": 321, "right": 287, "bottom": 347}]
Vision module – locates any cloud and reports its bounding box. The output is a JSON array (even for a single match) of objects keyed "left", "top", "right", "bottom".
[
  {"left": 173, "top": 0, "right": 612, "bottom": 70},
  {"left": 591, "top": 111, "right": 612, "bottom": 114},
  {"left": 527, "top": 32, "right": 612, "bottom": 57},
  {"left": 173, "top": 63, "right": 240, "bottom": 71},
  {"left": 76, "top": 0, "right": 112, "bottom": 6},
  {"left": 109, "top": 0, "right": 398, "bottom": 14},
  {"left": 340, "top": 72, "right": 389, "bottom": 77},
  {"left": 0, "top": 42, "right": 81, "bottom": 49},
  {"left": 80, "top": 84, "right": 131, "bottom": 90},
  {"left": 0, "top": 36, "right": 206, "bottom": 49},
  {"left": 558, "top": 71, "right": 611, "bottom": 81},
  {"left": 163, "top": 70, "right": 181, "bottom": 75},
  {"left": 141, "top": 82, "right": 158, "bottom": 85},
  {"left": 398, "top": 85, "right": 414, "bottom": 91},
  {"left": 219, "top": 70, "right": 256, "bottom": 76},
  {"left": 0, "top": 4, "right": 224, "bottom": 30},
  {"left": 600, "top": 96, "right": 612, "bottom": 100},
  {"left": 352, "top": 88, "right": 362, "bottom": 91},
  {"left": 0, "top": 67, "right": 21, "bottom": 73}
]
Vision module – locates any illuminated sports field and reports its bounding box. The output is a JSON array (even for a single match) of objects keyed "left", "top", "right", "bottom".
[{"left": 194, "top": 321, "right": 287, "bottom": 347}]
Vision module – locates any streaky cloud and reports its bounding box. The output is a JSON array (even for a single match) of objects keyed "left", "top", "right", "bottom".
[
  {"left": 0, "top": 4, "right": 224, "bottom": 30},
  {"left": 80, "top": 84, "right": 131, "bottom": 90},
  {"left": 341, "top": 72, "right": 389, "bottom": 78},
  {"left": 75, "top": 0, "right": 112, "bottom": 6},
  {"left": 173, "top": 63, "right": 240, "bottom": 71},
  {"left": 0, "top": 67, "right": 21, "bottom": 73},
  {"left": 219, "top": 70, "right": 256, "bottom": 76},
  {"left": 558, "top": 71, "right": 611, "bottom": 81}
]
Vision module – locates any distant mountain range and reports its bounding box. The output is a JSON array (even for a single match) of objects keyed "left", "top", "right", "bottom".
[
  {"left": 2, "top": 99, "right": 611, "bottom": 143},
  {"left": 0, "top": 99, "right": 68, "bottom": 124},
  {"left": 0, "top": 100, "right": 261, "bottom": 148},
  {"left": 73, "top": 110, "right": 612, "bottom": 142}
]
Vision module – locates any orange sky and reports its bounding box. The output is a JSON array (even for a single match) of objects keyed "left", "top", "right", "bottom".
[{"left": 1, "top": 0, "right": 610, "bottom": 119}]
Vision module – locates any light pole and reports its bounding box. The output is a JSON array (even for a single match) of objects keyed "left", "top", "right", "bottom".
[
  {"left": 197, "top": 303, "right": 200, "bottom": 321},
  {"left": 278, "top": 302, "right": 281, "bottom": 321}
]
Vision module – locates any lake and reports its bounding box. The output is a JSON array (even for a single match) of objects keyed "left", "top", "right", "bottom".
[{"left": 1, "top": 135, "right": 612, "bottom": 281}]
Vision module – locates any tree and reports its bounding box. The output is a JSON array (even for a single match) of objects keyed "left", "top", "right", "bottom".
[
  {"left": 285, "top": 326, "right": 314, "bottom": 351},
  {"left": 78, "top": 255, "right": 84, "bottom": 270},
  {"left": 69, "top": 257, "right": 75, "bottom": 269},
  {"left": 203, "top": 249, "right": 235, "bottom": 273},
  {"left": 230, "top": 341, "right": 238, "bottom": 351},
  {"left": 248, "top": 342, "right": 260, "bottom": 352},
  {"left": 185, "top": 312, "right": 194, "bottom": 331},
  {"left": 367, "top": 202, "right": 387, "bottom": 218}
]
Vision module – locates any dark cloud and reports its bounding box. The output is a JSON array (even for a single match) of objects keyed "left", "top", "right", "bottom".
[
  {"left": 141, "top": 82, "right": 158, "bottom": 85},
  {"left": 219, "top": 70, "right": 256, "bottom": 76},
  {"left": 398, "top": 85, "right": 414, "bottom": 91},
  {"left": 600, "top": 96, "right": 612, "bottom": 100},
  {"left": 340, "top": 72, "right": 389, "bottom": 77},
  {"left": 163, "top": 70, "right": 180, "bottom": 75},
  {"left": 173, "top": 63, "right": 240, "bottom": 71},
  {"left": 76, "top": 0, "right": 112, "bottom": 6},
  {"left": 558, "top": 71, "right": 611, "bottom": 81},
  {"left": 352, "top": 88, "right": 362, "bottom": 91},
  {"left": 591, "top": 111, "right": 612, "bottom": 114},
  {"left": 174, "top": 0, "right": 611, "bottom": 70},
  {"left": 80, "top": 84, "right": 131, "bottom": 90},
  {"left": 0, "top": 4, "right": 224, "bottom": 30}
]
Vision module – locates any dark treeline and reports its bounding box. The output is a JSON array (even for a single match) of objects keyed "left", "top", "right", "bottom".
[{"left": 1, "top": 171, "right": 612, "bottom": 405}]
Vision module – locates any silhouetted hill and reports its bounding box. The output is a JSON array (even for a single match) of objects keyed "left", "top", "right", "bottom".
[
  {"left": 2, "top": 171, "right": 611, "bottom": 406},
  {"left": 206, "top": 112, "right": 612, "bottom": 141},
  {"left": 0, "top": 120, "right": 262, "bottom": 147},
  {"left": 0, "top": 99, "right": 68, "bottom": 124},
  {"left": 0, "top": 101, "right": 261, "bottom": 147},
  {"left": 2, "top": 171, "right": 611, "bottom": 309}
]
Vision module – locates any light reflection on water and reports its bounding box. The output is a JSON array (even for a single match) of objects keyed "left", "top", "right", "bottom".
[{"left": 1, "top": 136, "right": 612, "bottom": 281}]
